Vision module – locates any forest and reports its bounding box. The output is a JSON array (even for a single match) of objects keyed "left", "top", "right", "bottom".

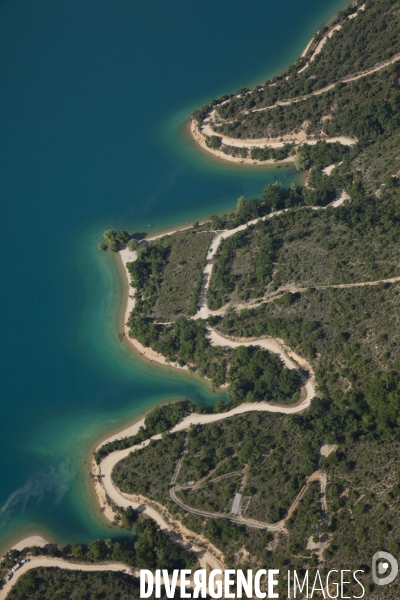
[
  {"left": 89, "top": 1, "right": 400, "bottom": 592},
  {"left": 127, "top": 314, "right": 301, "bottom": 402},
  {"left": 112, "top": 411, "right": 323, "bottom": 569},
  {"left": 207, "top": 182, "right": 400, "bottom": 308},
  {"left": 195, "top": 0, "right": 400, "bottom": 126}
]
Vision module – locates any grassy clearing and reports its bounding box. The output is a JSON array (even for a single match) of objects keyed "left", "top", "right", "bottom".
[{"left": 129, "top": 229, "right": 214, "bottom": 321}]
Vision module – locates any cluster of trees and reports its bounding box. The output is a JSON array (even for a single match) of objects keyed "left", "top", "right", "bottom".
[
  {"left": 27, "top": 523, "right": 193, "bottom": 571},
  {"left": 128, "top": 230, "right": 213, "bottom": 320},
  {"left": 220, "top": 144, "right": 248, "bottom": 158},
  {"left": 127, "top": 244, "right": 170, "bottom": 314},
  {"left": 134, "top": 519, "right": 197, "bottom": 570},
  {"left": 220, "top": 282, "right": 400, "bottom": 440},
  {"left": 207, "top": 229, "right": 248, "bottom": 310},
  {"left": 217, "top": 64, "right": 399, "bottom": 151},
  {"left": 294, "top": 141, "right": 350, "bottom": 171},
  {"left": 112, "top": 431, "right": 186, "bottom": 504},
  {"left": 98, "top": 229, "right": 133, "bottom": 252},
  {"left": 127, "top": 315, "right": 301, "bottom": 402},
  {"left": 320, "top": 438, "right": 400, "bottom": 594},
  {"left": 303, "top": 169, "right": 337, "bottom": 206},
  {"left": 127, "top": 316, "right": 228, "bottom": 387},
  {"left": 179, "top": 412, "right": 319, "bottom": 524},
  {"left": 112, "top": 410, "right": 321, "bottom": 566},
  {"left": 7, "top": 521, "right": 196, "bottom": 599},
  {"left": 250, "top": 143, "right": 295, "bottom": 161},
  {"left": 207, "top": 178, "right": 339, "bottom": 308},
  {"left": 208, "top": 179, "right": 326, "bottom": 236},
  {"left": 204, "top": 135, "right": 222, "bottom": 149},
  {"left": 191, "top": 93, "right": 233, "bottom": 125},
  {"left": 227, "top": 346, "right": 300, "bottom": 405},
  {"left": 179, "top": 474, "right": 241, "bottom": 514},
  {"left": 335, "top": 87, "right": 400, "bottom": 144}
]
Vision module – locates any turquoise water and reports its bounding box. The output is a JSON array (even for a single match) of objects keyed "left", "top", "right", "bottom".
[{"left": 0, "top": 0, "right": 350, "bottom": 552}]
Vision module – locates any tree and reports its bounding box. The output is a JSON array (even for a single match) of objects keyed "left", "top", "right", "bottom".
[
  {"left": 121, "top": 506, "right": 138, "bottom": 528},
  {"left": 237, "top": 196, "right": 246, "bottom": 213},
  {"left": 294, "top": 151, "right": 309, "bottom": 171},
  {"left": 128, "top": 238, "right": 139, "bottom": 251},
  {"left": 70, "top": 544, "right": 85, "bottom": 558},
  {"left": 108, "top": 240, "right": 119, "bottom": 252},
  {"left": 98, "top": 242, "right": 108, "bottom": 251},
  {"left": 87, "top": 539, "right": 107, "bottom": 561},
  {"left": 207, "top": 135, "right": 222, "bottom": 149}
]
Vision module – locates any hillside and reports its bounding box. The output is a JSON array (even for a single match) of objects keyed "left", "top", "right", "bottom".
[{"left": 96, "top": 1, "right": 400, "bottom": 595}]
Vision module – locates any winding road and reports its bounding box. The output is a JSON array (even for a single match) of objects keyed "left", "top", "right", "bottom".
[
  {"left": 168, "top": 438, "right": 327, "bottom": 531},
  {"left": 193, "top": 48, "right": 400, "bottom": 163},
  {"left": 0, "top": 558, "right": 132, "bottom": 600},
  {"left": 97, "top": 414, "right": 326, "bottom": 539}
]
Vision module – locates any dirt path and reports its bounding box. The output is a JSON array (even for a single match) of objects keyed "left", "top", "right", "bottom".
[
  {"left": 245, "top": 276, "right": 400, "bottom": 309},
  {"left": 118, "top": 209, "right": 317, "bottom": 406},
  {"left": 0, "top": 555, "right": 225, "bottom": 598},
  {"left": 0, "top": 558, "right": 131, "bottom": 600},
  {"left": 192, "top": 200, "right": 349, "bottom": 322},
  {"left": 96, "top": 414, "right": 325, "bottom": 547},
  {"left": 236, "top": 51, "right": 400, "bottom": 117},
  {"left": 169, "top": 439, "right": 327, "bottom": 531},
  {"left": 298, "top": 5, "right": 365, "bottom": 74},
  {"left": 95, "top": 443, "right": 224, "bottom": 572},
  {"left": 192, "top": 117, "right": 356, "bottom": 166},
  {"left": 192, "top": 49, "right": 400, "bottom": 165}
]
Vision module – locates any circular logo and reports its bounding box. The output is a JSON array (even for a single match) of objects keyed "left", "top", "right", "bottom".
[{"left": 372, "top": 551, "right": 398, "bottom": 586}]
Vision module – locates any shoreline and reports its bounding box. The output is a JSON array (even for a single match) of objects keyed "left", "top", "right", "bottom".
[
  {"left": 190, "top": 117, "right": 356, "bottom": 166},
  {"left": 117, "top": 245, "right": 230, "bottom": 390},
  {"left": 189, "top": 118, "right": 296, "bottom": 167},
  {"left": 0, "top": 1, "right": 355, "bottom": 571}
]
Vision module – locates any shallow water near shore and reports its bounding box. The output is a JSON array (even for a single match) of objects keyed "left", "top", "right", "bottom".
[{"left": 0, "top": 0, "right": 350, "bottom": 552}]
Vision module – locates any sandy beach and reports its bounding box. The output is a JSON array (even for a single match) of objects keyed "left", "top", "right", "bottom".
[
  {"left": 11, "top": 535, "right": 50, "bottom": 553},
  {"left": 190, "top": 117, "right": 356, "bottom": 166},
  {"left": 189, "top": 118, "right": 296, "bottom": 166},
  {"left": 118, "top": 246, "right": 189, "bottom": 372}
]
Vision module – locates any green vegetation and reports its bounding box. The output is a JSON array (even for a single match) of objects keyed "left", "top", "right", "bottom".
[
  {"left": 133, "top": 519, "right": 197, "bottom": 570},
  {"left": 127, "top": 315, "right": 301, "bottom": 400},
  {"left": 207, "top": 0, "right": 400, "bottom": 122},
  {"left": 99, "top": 229, "right": 130, "bottom": 252},
  {"left": 93, "top": 1, "right": 400, "bottom": 584},
  {"left": 220, "top": 144, "right": 248, "bottom": 158},
  {"left": 178, "top": 474, "right": 243, "bottom": 514},
  {"left": 226, "top": 346, "right": 300, "bottom": 405},
  {"left": 204, "top": 134, "right": 222, "bottom": 149},
  {"left": 95, "top": 400, "right": 202, "bottom": 463},
  {"left": 128, "top": 229, "right": 214, "bottom": 319},
  {"left": 208, "top": 188, "right": 400, "bottom": 307},
  {"left": 113, "top": 412, "right": 322, "bottom": 568},
  {"left": 127, "top": 238, "right": 139, "bottom": 251},
  {"left": 112, "top": 431, "right": 186, "bottom": 503},
  {"left": 195, "top": 0, "right": 400, "bottom": 205},
  {"left": 7, "top": 569, "right": 180, "bottom": 600},
  {"left": 4, "top": 518, "right": 197, "bottom": 597},
  {"left": 249, "top": 143, "right": 295, "bottom": 162},
  {"left": 177, "top": 413, "right": 318, "bottom": 522},
  {"left": 219, "top": 282, "right": 400, "bottom": 403},
  {"left": 321, "top": 440, "right": 400, "bottom": 598}
]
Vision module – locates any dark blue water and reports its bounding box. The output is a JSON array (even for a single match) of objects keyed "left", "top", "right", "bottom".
[{"left": 0, "top": 0, "right": 350, "bottom": 551}]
